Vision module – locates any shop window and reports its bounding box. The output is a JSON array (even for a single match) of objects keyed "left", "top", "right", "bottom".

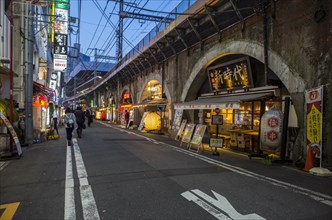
[
  {"left": 234, "top": 102, "right": 252, "bottom": 129},
  {"left": 221, "top": 109, "right": 233, "bottom": 124},
  {"left": 253, "top": 101, "right": 261, "bottom": 128},
  {"left": 266, "top": 101, "right": 282, "bottom": 111}
]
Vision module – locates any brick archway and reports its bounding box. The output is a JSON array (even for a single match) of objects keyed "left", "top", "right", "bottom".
[
  {"left": 137, "top": 73, "right": 171, "bottom": 104},
  {"left": 181, "top": 40, "right": 306, "bottom": 102}
]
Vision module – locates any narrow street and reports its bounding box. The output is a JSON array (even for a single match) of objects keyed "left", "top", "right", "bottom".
[{"left": 1, "top": 122, "right": 332, "bottom": 220}]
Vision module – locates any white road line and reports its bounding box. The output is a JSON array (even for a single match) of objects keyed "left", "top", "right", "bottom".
[
  {"left": 72, "top": 138, "right": 101, "bottom": 220},
  {"left": 64, "top": 145, "right": 76, "bottom": 220},
  {"left": 98, "top": 121, "right": 332, "bottom": 207}
]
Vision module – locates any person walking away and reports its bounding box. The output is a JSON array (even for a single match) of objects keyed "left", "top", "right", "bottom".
[
  {"left": 85, "top": 108, "right": 92, "bottom": 127},
  {"left": 64, "top": 107, "right": 76, "bottom": 146},
  {"left": 74, "top": 106, "right": 85, "bottom": 138},
  {"left": 124, "top": 110, "right": 130, "bottom": 128},
  {"left": 53, "top": 109, "right": 59, "bottom": 135}
]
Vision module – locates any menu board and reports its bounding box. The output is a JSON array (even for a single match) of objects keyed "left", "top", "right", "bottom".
[
  {"left": 190, "top": 125, "right": 207, "bottom": 146},
  {"left": 175, "top": 119, "right": 187, "bottom": 140},
  {"left": 172, "top": 109, "right": 183, "bottom": 129},
  {"left": 210, "top": 138, "right": 224, "bottom": 148},
  {"left": 138, "top": 112, "right": 148, "bottom": 131},
  {"left": 181, "top": 123, "right": 195, "bottom": 144}
]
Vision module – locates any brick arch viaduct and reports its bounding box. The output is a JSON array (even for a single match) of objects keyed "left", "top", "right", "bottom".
[{"left": 91, "top": 0, "right": 331, "bottom": 166}]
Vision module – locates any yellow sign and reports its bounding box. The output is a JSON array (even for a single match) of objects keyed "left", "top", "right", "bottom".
[
  {"left": 0, "top": 202, "right": 20, "bottom": 220},
  {"left": 307, "top": 104, "right": 321, "bottom": 143}
]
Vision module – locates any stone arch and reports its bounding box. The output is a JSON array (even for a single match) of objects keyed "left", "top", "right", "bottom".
[
  {"left": 181, "top": 39, "right": 306, "bottom": 102},
  {"left": 137, "top": 73, "right": 171, "bottom": 104}
]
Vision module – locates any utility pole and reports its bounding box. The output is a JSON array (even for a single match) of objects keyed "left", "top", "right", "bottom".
[
  {"left": 118, "top": 0, "right": 123, "bottom": 62},
  {"left": 9, "top": 0, "right": 14, "bottom": 151},
  {"left": 24, "top": 3, "right": 34, "bottom": 146}
]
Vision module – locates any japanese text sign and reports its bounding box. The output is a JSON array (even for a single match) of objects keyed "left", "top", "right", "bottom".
[{"left": 207, "top": 57, "right": 253, "bottom": 92}]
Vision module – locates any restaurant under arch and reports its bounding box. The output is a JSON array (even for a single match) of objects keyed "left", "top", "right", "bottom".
[{"left": 174, "top": 54, "right": 299, "bottom": 159}]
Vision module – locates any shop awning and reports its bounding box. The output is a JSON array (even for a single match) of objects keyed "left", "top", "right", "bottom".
[
  {"left": 33, "top": 81, "right": 56, "bottom": 100},
  {"left": 174, "top": 92, "right": 274, "bottom": 110},
  {"left": 133, "top": 98, "right": 167, "bottom": 108}
]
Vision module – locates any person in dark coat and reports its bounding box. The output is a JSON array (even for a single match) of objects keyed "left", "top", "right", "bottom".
[
  {"left": 64, "top": 107, "right": 76, "bottom": 146},
  {"left": 85, "top": 108, "right": 93, "bottom": 127},
  {"left": 124, "top": 110, "right": 130, "bottom": 128},
  {"left": 74, "top": 106, "right": 85, "bottom": 138}
]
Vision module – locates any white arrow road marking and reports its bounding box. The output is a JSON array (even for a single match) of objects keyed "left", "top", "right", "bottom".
[
  {"left": 182, "top": 190, "right": 265, "bottom": 220},
  {"left": 73, "top": 139, "right": 101, "bottom": 220},
  {"left": 192, "top": 189, "right": 265, "bottom": 220},
  {"left": 181, "top": 191, "right": 231, "bottom": 220},
  {"left": 64, "top": 144, "right": 76, "bottom": 220}
]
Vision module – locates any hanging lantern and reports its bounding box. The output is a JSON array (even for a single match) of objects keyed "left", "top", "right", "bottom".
[
  {"left": 144, "top": 112, "right": 161, "bottom": 131},
  {"left": 260, "top": 106, "right": 283, "bottom": 151}
]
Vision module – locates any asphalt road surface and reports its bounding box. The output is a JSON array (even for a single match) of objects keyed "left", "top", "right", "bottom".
[{"left": 1, "top": 121, "right": 332, "bottom": 220}]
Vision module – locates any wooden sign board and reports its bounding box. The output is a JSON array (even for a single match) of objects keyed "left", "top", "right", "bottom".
[
  {"left": 190, "top": 124, "right": 207, "bottom": 146},
  {"left": 210, "top": 138, "right": 224, "bottom": 148},
  {"left": 181, "top": 123, "right": 195, "bottom": 145},
  {"left": 138, "top": 112, "right": 148, "bottom": 131},
  {"left": 175, "top": 119, "right": 187, "bottom": 141},
  {"left": 172, "top": 109, "right": 183, "bottom": 129}
]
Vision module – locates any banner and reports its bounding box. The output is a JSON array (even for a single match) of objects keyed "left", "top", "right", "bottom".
[
  {"left": 305, "top": 86, "right": 323, "bottom": 159},
  {"left": 0, "top": 112, "right": 22, "bottom": 156}
]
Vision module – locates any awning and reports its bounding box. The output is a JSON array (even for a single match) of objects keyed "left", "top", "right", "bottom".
[
  {"left": 174, "top": 92, "right": 274, "bottom": 110},
  {"left": 33, "top": 81, "right": 56, "bottom": 100},
  {"left": 133, "top": 98, "right": 167, "bottom": 108}
]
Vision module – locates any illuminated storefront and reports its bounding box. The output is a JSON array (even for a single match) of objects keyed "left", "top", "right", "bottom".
[
  {"left": 119, "top": 90, "right": 133, "bottom": 125},
  {"left": 174, "top": 55, "right": 298, "bottom": 158},
  {"left": 33, "top": 82, "right": 56, "bottom": 131},
  {"left": 134, "top": 80, "right": 169, "bottom": 132}
]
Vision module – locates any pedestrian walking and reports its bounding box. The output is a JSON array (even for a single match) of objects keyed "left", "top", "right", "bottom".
[
  {"left": 52, "top": 109, "right": 59, "bottom": 135},
  {"left": 85, "top": 107, "right": 93, "bottom": 127},
  {"left": 64, "top": 107, "right": 76, "bottom": 146},
  {"left": 74, "top": 106, "right": 85, "bottom": 138},
  {"left": 124, "top": 110, "right": 130, "bottom": 128}
]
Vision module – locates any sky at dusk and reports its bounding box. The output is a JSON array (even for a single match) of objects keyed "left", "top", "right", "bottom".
[{"left": 69, "top": 0, "right": 182, "bottom": 61}]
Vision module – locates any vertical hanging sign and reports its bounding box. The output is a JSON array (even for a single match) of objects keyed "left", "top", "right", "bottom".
[
  {"left": 305, "top": 86, "right": 323, "bottom": 163},
  {"left": 53, "top": 0, "right": 69, "bottom": 71}
]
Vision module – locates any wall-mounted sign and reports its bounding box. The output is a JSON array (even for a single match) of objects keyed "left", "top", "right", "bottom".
[
  {"left": 54, "top": 58, "right": 67, "bottom": 71},
  {"left": 54, "top": 54, "right": 67, "bottom": 60},
  {"left": 54, "top": 8, "right": 68, "bottom": 34},
  {"left": 212, "top": 115, "right": 223, "bottom": 125},
  {"left": 207, "top": 57, "right": 253, "bottom": 92},
  {"left": 49, "top": 79, "right": 57, "bottom": 90},
  {"left": 54, "top": 34, "right": 68, "bottom": 55},
  {"left": 55, "top": 0, "right": 69, "bottom": 9},
  {"left": 123, "top": 92, "right": 130, "bottom": 99}
]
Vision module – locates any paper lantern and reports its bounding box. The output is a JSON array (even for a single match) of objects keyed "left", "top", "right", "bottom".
[{"left": 144, "top": 112, "right": 161, "bottom": 131}]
